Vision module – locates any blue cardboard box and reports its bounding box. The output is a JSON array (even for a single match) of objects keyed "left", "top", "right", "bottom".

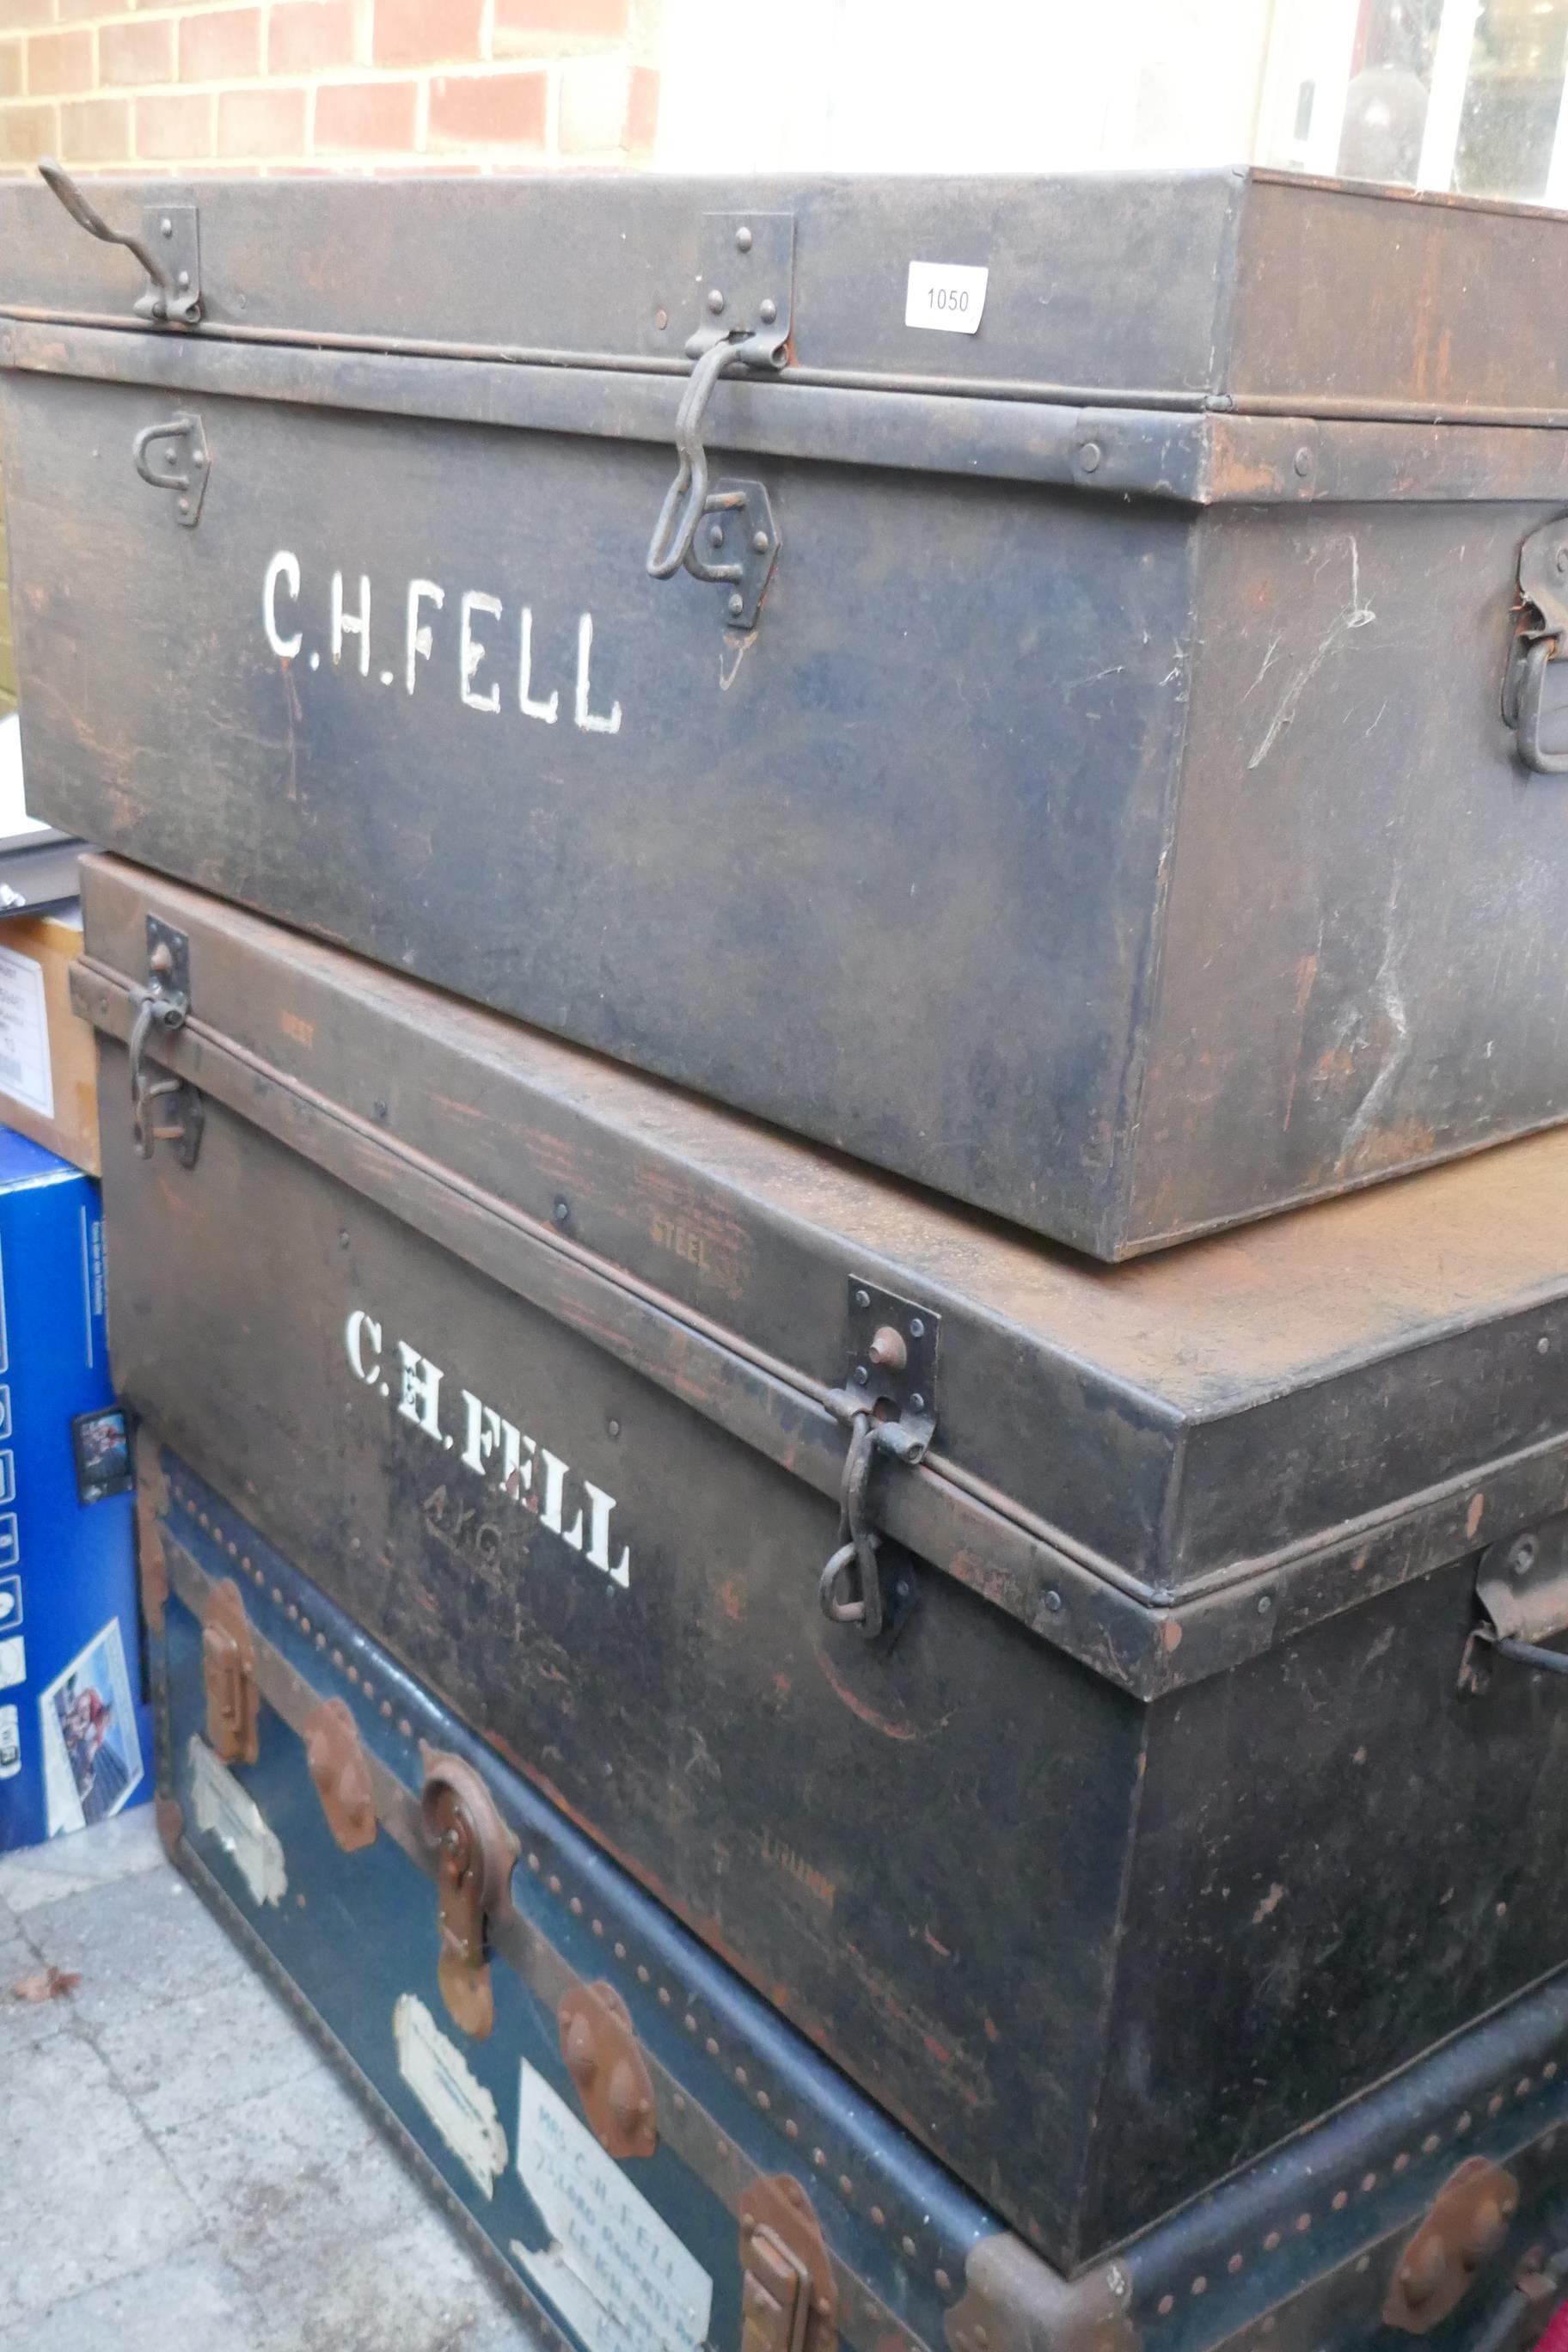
[{"left": 0, "top": 1129, "right": 149, "bottom": 1848}]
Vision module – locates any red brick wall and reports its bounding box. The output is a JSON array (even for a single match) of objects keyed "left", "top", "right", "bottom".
[{"left": 0, "top": 0, "right": 660, "bottom": 175}]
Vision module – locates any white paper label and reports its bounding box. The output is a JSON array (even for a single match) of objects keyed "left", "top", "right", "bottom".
[
  {"left": 394, "top": 1993, "right": 508, "bottom": 2200},
  {"left": 904, "top": 259, "right": 989, "bottom": 334},
  {"left": 0, "top": 1635, "right": 22, "bottom": 1691},
  {"left": 187, "top": 1735, "right": 286, "bottom": 1907},
  {"left": 0, "top": 1703, "right": 18, "bottom": 1778},
  {"left": 512, "top": 2063, "right": 712, "bottom": 2352},
  {"left": 0, "top": 944, "right": 52, "bottom": 1119}
]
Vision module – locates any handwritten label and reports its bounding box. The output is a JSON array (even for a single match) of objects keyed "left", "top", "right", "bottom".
[
  {"left": 394, "top": 1994, "right": 508, "bottom": 2199},
  {"left": 904, "top": 260, "right": 989, "bottom": 334},
  {"left": 187, "top": 1735, "right": 286, "bottom": 1907},
  {"left": 511, "top": 2063, "right": 711, "bottom": 2352}
]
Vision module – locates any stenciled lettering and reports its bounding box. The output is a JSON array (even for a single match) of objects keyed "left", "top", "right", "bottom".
[
  {"left": 343, "top": 1314, "right": 631, "bottom": 1585},
  {"left": 263, "top": 558, "right": 626, "bottom": 737}
]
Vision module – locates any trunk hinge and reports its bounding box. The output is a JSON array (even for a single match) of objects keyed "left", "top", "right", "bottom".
[
  {"left": 303, "top": 1697, "right": 377, "bottom": 1853},
  {"left": 818, "top": 1278, "right": 938, "bottom": 1644},
  {"left": 128, "top": 916, "right": 203, "bottom": 1166},
  {"left": 38, "top": 160, "right": 202, "bottom": 325},
  {"left": 1384, "top": 2157, "right": 1519, "bottom": 2333},
  {"left": 558, "top": 1980, "right": 657, "bottom": 2159},
  {"left": 419, "top": 1746, "right": 519, "bottom": 2041},
  {"left": 739, "top": 2176, "right": 836, "bottom": 2352},
  {"left": 645, "top": 211, "right": 793, "bottom": 633},
  {"left": 201, "top": 1578, "right": 259, "bottom": 1767},
  {"left": 1459, "top": 1515, "right": 1568, "bottom": 1691}
]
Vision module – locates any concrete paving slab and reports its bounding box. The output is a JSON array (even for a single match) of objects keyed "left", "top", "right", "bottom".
[
  {"left": 0, "top": 1807, "right": 164, "bottom": 1914},
  {"left": 0, "top": 1817, "right": 542, "bottom": 2348}
]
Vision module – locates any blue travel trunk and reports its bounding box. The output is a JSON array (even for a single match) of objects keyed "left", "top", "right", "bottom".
[
  {"left": 0, "top": 1128, "right": 148, "bottom": 1850},
  {"left": 149, "top": 1449, "right": 1568, "bottom": 2352}
]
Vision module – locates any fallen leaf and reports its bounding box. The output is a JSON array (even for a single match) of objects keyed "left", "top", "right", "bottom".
[{"left": 11, "top": 1965, "right": 82, "bottom": 2004}]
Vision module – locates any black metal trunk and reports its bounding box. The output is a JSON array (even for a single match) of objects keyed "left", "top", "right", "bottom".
[
  {"left": 9, "top": 170, "right": 1568, "bottom": 1255},
  {"left": 74, "top": 854, "right": 1568, "bottom": 2272}
]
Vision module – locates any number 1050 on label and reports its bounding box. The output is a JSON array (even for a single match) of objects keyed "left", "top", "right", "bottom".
[{"left": 905, "top": 260, "right": 989, "bottom": 334}]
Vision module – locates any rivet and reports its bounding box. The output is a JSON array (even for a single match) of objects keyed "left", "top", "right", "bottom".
[
  {"left": 1510, "top": 1536, "right": 1538, "bottom": 1577},
  {"left": 1257, "top": 1594, "right": 1272, "bottom": 1614},
  {"left": 607, "top": 1418, "right": 621, "bottom": 1439},
  {"left": 614, "top": 1941, "right": 627, "bottom": 1959},
  {"left": 1191, "top": 2275, "right": 1207, "bottom": 2295},
  {"left": 759, "top": 297, "right": 778, "bottom": 324},
  {"left": 637, "top": 1964, "right": 650, "bottom": 1984},
  {"left": 734, "top": 226, "right": 753, "bottom": 252},
  {"left": 1332, "top": 2190, "right": 1348, "bottom": 2210},
  {"left": 812, "top": 2147, "right": 826, "bottom": 2168},
  {"left": 1044, "top": 1590, "right": 1063, "bottom": 1613},
  {"left": 706, "top": 287, "right": 726, "bottom": 314},
  {"left": 839, "top": 2173, "right": 854, "bottom": 2196},
  {"left": 553, "top": 1197, "right": 570, "bottom": 1224},
  {"left": 657, "top": 1986, "right": 671, "bottom": 2004},
  {"left": 177, "top": 497, "right": 190, "bottom": 514},
  {"left": 733, "top": 2063, "right": 746, "bottom": 2083},
  {"left": 784, "top": 2119, "right": 799, "bottom": 2139},
  {"left": 935, "top": 2266, "right": 951, "bottom": 2291},
  {"left": 727, "top": 591, "right": 744, "bottom": 618},
  {"left": 372, "top": 1099, "right": 388, "bottom": 1121},
  {"left": 570, "top": 1896, "right": 583, "bottom": 1916},
  {"left": 191, "top": 450, "right": 205, "bottom": 469},
  {"left": 707, "top": 521, "right": 726, "bottom": 549},
  {"left": 1079, "top": 440, "right": 1103, "bottom": 473},
  {"left": 176, "top": 269, "right": 191, "bottom": 291},
  {"left": 910, "top": 1391, "right": 925, "bottom": 1412},
  {"left": 870, "top": 2206, "right": 885, "bottom": 2227},
  {"left": 1293, "top": 447, "right": 1312, "bottom": 475},
  {"left": 902, "top": 2235, "right": 917, "bottom": 2257},
  {"left": 591, "top": 1919, "right": 603, "bottom": 1936},
  {"left": 853, "top": 1364, "right": 870, "bottom": 1385},
  {"left": 705, "top": 2037, "right": 719, "bottom": 2056},
  {"left": 548, "top": 1875, "right": 561, "bottom": 1895},
  {"left": 853, "top": 1289, "right": 871, "bottom": 1309},
  {"left": 160, "top": 216, "right": 173, "bottom": 236},
  {"left": 1157, "top": 2295, "right": 1174, "bottom": 2317},
  {"left": 1228, "top": 2252, "right": 1244, "bottom": 2271},
  {"left": 752, "top": 530, "right": 769, "bottom": 554}
]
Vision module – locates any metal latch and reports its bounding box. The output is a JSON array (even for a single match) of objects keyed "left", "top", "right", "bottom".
[
  {"left": 1504, "top": 517, "right": 1568, "bottom": 773},
  {"left": 818, "top": 1279, "right": 937, "bottom": 1643},
  {"left": 39, "top": 160, "right": 201, "bottom": 326},
  {"left": 201, "top": 1578, "right": 259, "bottom": 1767},
  {"left": 128, "top": 916, "right": 203, "bottom": 1166},
  {"left": 132, "top": 413, "right": 210, "bottom": 527},
  {"left": 558, "top": 1980, "right": 657, "bottom": 2159},
  {"left": 1460, "top": 1516, "right": 1568, "bottom": 1691},
  {"left": 1384, "top": 2156, "right": 1518, "bottom": 2333},
  {"left": 303, "top": 1697, "right": 377, "bottom": 1853},
  {"left": 739, "top": 2176, "right": 836, "bottom": 2352},
  {"left": 645, "top": 212, "right": 793, "bottom": 631},
  {"left": 419, "top": 1746, "right": 519, "bottom": 2040}
]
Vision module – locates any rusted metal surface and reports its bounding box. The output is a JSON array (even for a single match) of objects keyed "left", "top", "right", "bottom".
[
  {"left": 200, "top": 1577, "right": 257, "bottom": 1767},
  {"left": 152, "top": 1450, "right": 1568, "bottom": 2352},
  {"left": 135, "top": 1432, "right": 169, "bottom": 1635},
  {"left": 1383, "top": 2158, "right": 1519, "bottom": 2334},
  {"left": 557, "top": 1979, "right": 657, "bottom": 2160},
  {"left": 303, "top": 1695, "right": 377, "bottom": 1853},
  {"left": 9, "top": 177, "right": 1568, "bottom": 1255},
  {"left": 75, "top": 856, "right": 1568, "bottom": 2268},
  {"left": 419, "top": 1744, "right": 518, "bottom": 2042}
]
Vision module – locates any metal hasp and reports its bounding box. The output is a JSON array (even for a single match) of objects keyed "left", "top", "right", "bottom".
[
  {"left": 303, "top": 1696, "right": 377, "bottom": 1853},
  {"left": 37, "top": 160, "right": 201, "bottom": 325},
  {"left": 128, "top": 915, "right": 202, "bottom": 1164},
  {"left": 645, "top": 211, "right": 792, "bottom": 631},
  {"left": 557, "top": 1979, "right": 656, "bottom": 2159},
  {"left": 1383, "top": 2156, "right": 1519, "bottom": 2333},
  {"left": 419, "top": 1745, "right": 518, "bottom": 2040},
  {"left": 132, "top": 413, "right": 209, "bottom": 526},
  {"left": 201, "top": 1577, "right": 259, "bottom": 1767},
  {"left": 1459, "top": 1516, "right": 1568, "bottom": 1691},
  {"left": 818, "top": 1279, "right": 938, "bottom": 1642},
  {"left": 738, "top": 2174, "right": 836, "bottom": 2352},
  {"left": 1504, "top": 517, "right": 1568, "bottom": 772}
]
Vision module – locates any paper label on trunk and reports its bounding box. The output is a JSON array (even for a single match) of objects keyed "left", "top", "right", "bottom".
[
  {"left": 511, "top": 2062, "right": 712, "bottom": 2352},
  {"left": 187, "top": 1734, "right": 285, "bottom": 1906},
  {"left": 0, "top": 945, "right": 52, "bottom": 1118},
  {"left": 393, "top": 1993, "right": 507, "bottom": 2200},
  {"left": 904, "top": 259, "right": 989, "bottom": 333}
]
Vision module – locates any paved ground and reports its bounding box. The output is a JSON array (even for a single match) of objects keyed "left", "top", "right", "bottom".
[{"left": 0, "top": 1808, "right": 542, "bottom": 2350}]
